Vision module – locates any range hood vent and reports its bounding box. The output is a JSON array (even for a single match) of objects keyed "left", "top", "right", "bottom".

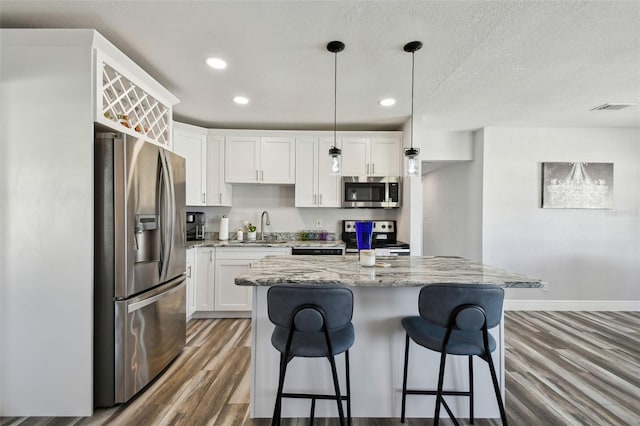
[{"left": 590, "top": 103, "right": 634, "bottom": 111}]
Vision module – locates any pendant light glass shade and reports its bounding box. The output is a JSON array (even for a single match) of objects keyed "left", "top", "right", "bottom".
[
  {"left": 329, "top": 146, "right": 342, "bottom": 175},
  {"left": 404, "top": 147, "right": 420, "bottom": 176},
  {"left": 404, "top": 41, "right": 422, "bottom": 177},
  {"left": 327, "top": 41, "right": 345, "bottom": 176}
]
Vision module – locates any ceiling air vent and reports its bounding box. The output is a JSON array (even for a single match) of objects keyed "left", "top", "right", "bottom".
[{"left": 590, "top": 103, "right": 634, "bottom": 111}]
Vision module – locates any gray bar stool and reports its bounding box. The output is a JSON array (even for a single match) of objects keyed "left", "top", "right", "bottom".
[
  {"left": 267, "top": 285, "right": 354, "bottom": 426},
  {"left": 400, "top": 283, "right": 507, "bottom": 425}
]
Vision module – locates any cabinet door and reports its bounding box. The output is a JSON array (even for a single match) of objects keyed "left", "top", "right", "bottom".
[
  {"left": 317, "top": 138, "right": 341, "bottom": 207},
  {"left": 195, "top": 248, "right": 215, "bottom": 311},
  {"left": 295, "top": 138, "right": 318, "bottom": 207},
  {"left": 173, "top": 126, "right": 206, "bottom": 205},
  {"left": 214, "top": 259, "right": 253, "bottom": 311},
  {"left": 206, "top": 135, "right": 232, "bottom": 206},
  {"left": 341, "top": 137, "right": 370, "bottom": 176},
  {"left": 185, "top": 248, "right": 196, "bottom": 320},
  {"left": 370, "top": 137, "right": 402, "bottom": 176},
  {"left": 261, "top": 137, "right": 295, "bottom": 184},
  {"left": 225, "top": 136, "right": 260, "bottom": 183}
]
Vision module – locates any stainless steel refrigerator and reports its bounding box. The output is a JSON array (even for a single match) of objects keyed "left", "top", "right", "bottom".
[{"left": 94, "top": 132, "right": 186, "bottom": 407}]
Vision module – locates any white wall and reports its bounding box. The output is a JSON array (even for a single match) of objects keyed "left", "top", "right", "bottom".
[
  {"left": 193, "top": 185, "right": 399, "bottom": 237},
  {"left": 0, "top": 38, "right": 94, "bottom": 415},
  {"left": 422, "top": 131, "right": 483, "bottom": 260},
  {"left": 482, "top": 127, "right": 640, "bottom": 304}
]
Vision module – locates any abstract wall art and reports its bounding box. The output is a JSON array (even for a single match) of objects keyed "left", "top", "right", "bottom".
[{"left": 541, "top": 162, "right": 613, "bottom": 209}]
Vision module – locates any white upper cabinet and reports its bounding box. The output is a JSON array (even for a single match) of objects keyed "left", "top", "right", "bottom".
[
  {"left": 341, "top": 135, "right": 402, "bottom": 177},
  {"left": 340, "top": 137, "right": 370, "bottom": 176},
  {"left": 295, "top": 137, "right": 340, "bottom": 207},
  {"left": 173, "top": 122, "right": 232, "bottom": 206},
  {"left": 206, "top": 133, "right": 233, "bottom": 206},
  {"left": 370, "top": 137, "right": 402, "bottom": 176},
  {"left": 261, "top": 137, "right": 296, "bottom": 183},
  {"left": 173, "top": 123, "right": 206, "bottom": 205},
  {"left": 225, "top": 136, "right": 261, "bottom": 183},
  {"left": 225, "top": 136, "right": 295, "bottom": 184}
]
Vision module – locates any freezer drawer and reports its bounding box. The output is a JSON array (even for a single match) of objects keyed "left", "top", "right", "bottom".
[{"left": 114, "top": 277, "right": 186, "bottom": 403}]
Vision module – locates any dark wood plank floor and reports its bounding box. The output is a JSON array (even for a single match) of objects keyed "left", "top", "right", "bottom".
[{"left": 2, "top": 312, "right": 639, "bottom": 425}]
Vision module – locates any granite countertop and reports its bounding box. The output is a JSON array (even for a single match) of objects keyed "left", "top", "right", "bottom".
[
  {"left": 235, "top": 255, "right": 544, "bottom": 288},
  {"left": 187, "top": 239, "right": 346, "bottom": 249}
]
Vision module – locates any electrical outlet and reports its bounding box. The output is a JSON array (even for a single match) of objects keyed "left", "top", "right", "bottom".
[{"left": 314, "top": 218, "right": 322, "bottom": 228}]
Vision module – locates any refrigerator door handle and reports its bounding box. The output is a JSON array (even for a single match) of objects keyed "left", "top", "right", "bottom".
[
  {"left": 159, "top": 150, "right": 172, "bottom": 281},
  {"left": 127, "top": 281, "right": 184, "bottom": 313},
  {"left": 165, "top": 149, "right": 176, "bottom": 276}
]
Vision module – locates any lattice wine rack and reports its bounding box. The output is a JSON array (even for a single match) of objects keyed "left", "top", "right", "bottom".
[{"left": 101, "top": 63, "right": 170, "bottom": 146}]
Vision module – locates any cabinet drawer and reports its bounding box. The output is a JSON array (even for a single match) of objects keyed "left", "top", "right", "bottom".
[{"left": 215, "top": 247, "right": 291, "bottom": 260}]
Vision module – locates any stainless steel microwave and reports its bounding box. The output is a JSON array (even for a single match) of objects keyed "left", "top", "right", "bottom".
[{"left": 342, "top": 176, "right": 402, "bottom": 208}]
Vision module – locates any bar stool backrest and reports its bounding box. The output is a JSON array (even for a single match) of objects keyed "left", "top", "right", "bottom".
[
  {"left": 418, "top": 284, "right": 504, "bottom": 330},
  {"left": 268, "top": 286, "right": 354, "bottom": 331}
]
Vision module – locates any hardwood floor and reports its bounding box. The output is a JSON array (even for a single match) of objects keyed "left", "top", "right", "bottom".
[{"left": 2, "top": 312, "right": 639, "bottom": 425}]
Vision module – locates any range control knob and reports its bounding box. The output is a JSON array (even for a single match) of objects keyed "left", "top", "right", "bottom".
[{"left": 381, "top": 224, "right": 386, "bottom": 229}]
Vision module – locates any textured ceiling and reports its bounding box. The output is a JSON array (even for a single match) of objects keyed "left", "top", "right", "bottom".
[{"left": 1, "top": 1, "right": 639, "bottom": 131}]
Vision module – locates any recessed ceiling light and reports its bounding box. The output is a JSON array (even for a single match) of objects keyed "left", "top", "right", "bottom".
[
  {"left": 233, "top": 96, "right": 249, "bottom": 105},
  {"left": 205, "top": 57, "right": 227, "bottom": 69},
  {"left": 379, "top": 98, "right": 396, "bottom": 107}
]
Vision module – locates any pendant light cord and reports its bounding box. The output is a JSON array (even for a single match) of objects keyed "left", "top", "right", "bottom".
[
  {"left": 333, "top": 50, "right": 338, "bottom": 149},
  {"left": 410, "top": 49, "right": 415, "bottom": 150}
]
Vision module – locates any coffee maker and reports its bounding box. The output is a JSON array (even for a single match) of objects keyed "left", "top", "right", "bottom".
[{"left": 186, "top": 212, "right": 206, "bottom": 240}]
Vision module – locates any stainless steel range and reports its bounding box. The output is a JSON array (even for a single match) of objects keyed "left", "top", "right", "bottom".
[{"left": 341, "top": 220, "right": 411, "bottom": 256}]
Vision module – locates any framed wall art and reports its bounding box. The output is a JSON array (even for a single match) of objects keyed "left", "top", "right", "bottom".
[{"left": 541, "top": 162, "right": 613, "bottom": 209}]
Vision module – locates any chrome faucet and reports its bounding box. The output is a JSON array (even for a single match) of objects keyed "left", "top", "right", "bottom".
[{"left": 260, "top": 210, "right": 271, "bottom": 241}]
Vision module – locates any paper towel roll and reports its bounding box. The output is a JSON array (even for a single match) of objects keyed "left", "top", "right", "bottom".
[{"left": 219, "top": 216, "right": 229, "bottom": 241}]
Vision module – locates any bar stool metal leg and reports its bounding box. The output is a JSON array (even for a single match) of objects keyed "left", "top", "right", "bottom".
[
  {"left": 434, "top": 350, "right": 447, "bottom": 426},
  {"left": 469, "top": 355, "right": 474, "bottom": 424},
  {"left": 327, "top": 354, "right": 346, "bottom": 426},
  {"left": 486, "top": 351, "right": 508, "bottom": 425},
  {"left": 272, "top": 353, "right": 288, "bottom": 426},
  {"left": 401, "top": 333, "right": 410, "bottom": 423},
  {"left": 345, "top": 350, "right": 352, "bottom": 426}
]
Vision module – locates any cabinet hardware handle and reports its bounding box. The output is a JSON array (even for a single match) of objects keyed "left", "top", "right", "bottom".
[
  {"left": 219, "top": 192, "right": 222, "bottom": 203},
  {"left": 187, "top": 265, "right": 191, "bottom": 278},
  {"left": 313, "top": 194, "right": 317, "bottom": 205},
  {"left": 366, "top": 163, "right": 369, "bottom": 174},
  {"left": 319, "top": 194, "right": 322, "bottom": 205},
  {"left": 202, "top": 193, "right": 206, "bottom": 204},
  {"left": 255, "top": 170, "right": 258, "bottom": 181},
  {"left": 261, "top": 170, "right": 264, "bottom": 181},
  {"left": 209, "top": 251, "right": 212, "bottom": 262},
  {"left": 372, "top": 163, "right": 375, "bottom": 174}
]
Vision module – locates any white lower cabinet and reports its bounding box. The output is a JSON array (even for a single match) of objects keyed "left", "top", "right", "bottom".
[
  {"left": 214, "top": 247, "right": 291, "bottom": 312},
  {"left": 195, "top": 247, "right": 215, "bottom": 311},
  {"left": 186, "top": 248, "right": 197, "bottom": 320},
  {"left": 192, "top": 246, "right": 290, "bottom": 316}
]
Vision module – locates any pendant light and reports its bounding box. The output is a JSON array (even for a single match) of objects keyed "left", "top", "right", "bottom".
[
  {"left": 327, "top": 41, "right": 345, "bottom": 176},
  {"left": 404, "top": 41, "right": 422, "bottom": 177}
]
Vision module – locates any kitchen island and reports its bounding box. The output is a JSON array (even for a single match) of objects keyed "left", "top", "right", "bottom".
[{"left": 236, "top": 255, "right": 543, "bottom": 420}]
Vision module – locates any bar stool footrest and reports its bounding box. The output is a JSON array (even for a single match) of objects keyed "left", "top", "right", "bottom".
[
  {"left": 405, "top": 389, "right": 472, "bottom": 397},
  {"left": 281, "top": 392, "right": 348, "bottom": 401}
]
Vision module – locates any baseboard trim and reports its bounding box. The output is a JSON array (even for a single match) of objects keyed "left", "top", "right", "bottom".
[
  {"left": 504, "top": 300, "right": 640, "bottom": 311},
  {"left": 191, "top": 311, "right": 252, "bottom": 319}
]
